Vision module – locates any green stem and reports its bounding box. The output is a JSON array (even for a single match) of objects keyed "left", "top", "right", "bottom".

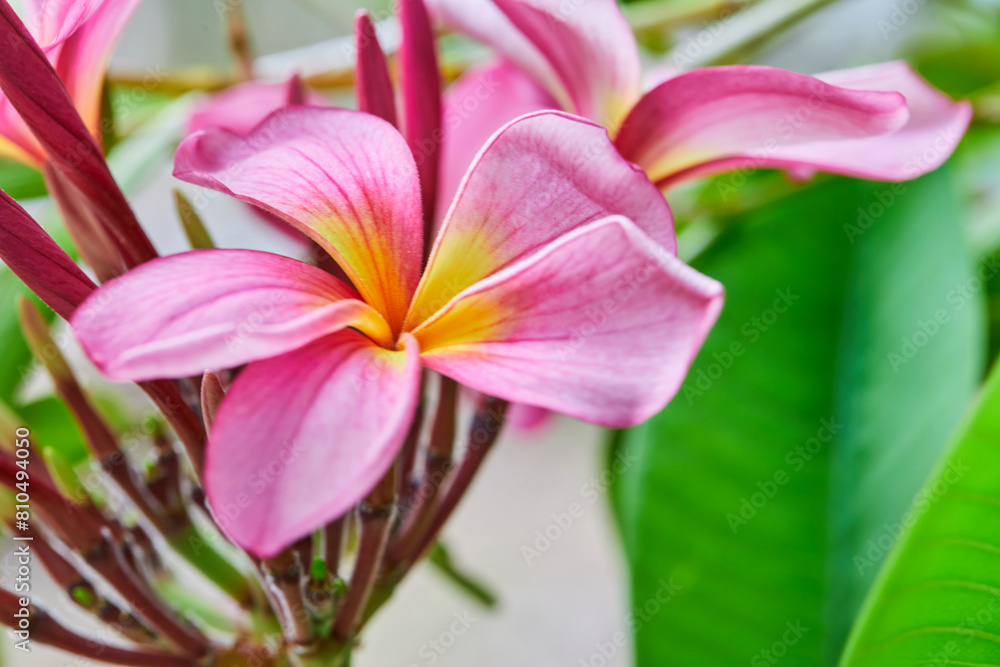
[
  {"left": 427, "top": 543, "right": 498, "bottom": 608},
  {"left": 169, "top": 525, "right": 254, "bottom": 607}
]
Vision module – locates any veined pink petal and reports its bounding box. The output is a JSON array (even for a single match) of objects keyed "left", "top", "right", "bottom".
[
  {"left": 0, "top": 2, "right": 157, "bottom": 269},
  {"left": 436, "top": 60, "right": 556, "bottom": 229},
  {"left": 188, "top": 78, "right": 328, "bottom": 136},
  {"left": 186, "top": 77, "right": 327, "bottom": 252},
  {"left": 70, "top": 249, "right": 392, "bottom": 382},
  {"left": 407, "top": 111, "right": 674, "bottom": 328},
  {"left": 23, "top": 0, "right": 103, "bottom": 48},
  {"left": 414, "top": 217, "right": 723, "bottom": 427},
  {"left": 426, "top": 0, "right": 568, "bottom": 110},
  {"left": 0, "top": 190, "right": 96, "bottom": 320},
  {"left": 399, "top": 0, "right": 442, "bottom": 228},
  {"left": 354, "top": 10, "right": 397, "bottom": 127},
  {"left": 206, "top": 330, "right": 421, "bottom": 557},
  {"left": 786, "top": 61, "right": 971, "bottom": 181},
  {"left": 44, "top": 0, "right": 142, "bottom": 137},
  {"left": 492, "top": 0, "right": 640, "bottom": 127},
  {"left": 615, "top": 65, "right": 911, "bottom": 189},
  {"left": 174, "top": 107, "right": 424, "bottom": 333}
]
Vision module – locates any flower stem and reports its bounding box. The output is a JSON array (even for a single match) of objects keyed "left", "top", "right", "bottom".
[
  {"left": 331, "top": 470, "right": 396, "bottom": 641},
  {"left": 0, "top": 590, "right": 193, "bottom": 667},
  {"left": 362, "top": 397, "right": 507, "bottom": 630},
  {"left": 390, "top": 375, "right": 457, "bottom": 562},
  {"left": 393, "top": 397, "right": 507, "bottom": 569},
  {"left": 260, "top": 549, "right": 315, "bottom": 651}
]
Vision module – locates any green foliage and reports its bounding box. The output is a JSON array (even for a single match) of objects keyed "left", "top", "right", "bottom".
[
  {"left": 18, "top": 397, "right": 90, "bottom": 466},
  {"left": 839, "top": 362, "right": 1000, "bottom": 666},
  {"left": 617, "top": 168, "right": 984, "bottom": 665}
]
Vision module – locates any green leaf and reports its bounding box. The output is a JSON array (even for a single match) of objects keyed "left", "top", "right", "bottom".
[
  {"left": 618, "top": 168, "right": 984, "bottom": 666},
  {"left": 826, "top": 168, "right": 986, "bottom": 654},
  {"left": 0, "top": 159, "right": 45, "bottom": 200},
  {"left": 18, "top": 397, "right": 89, "bottom": 466},
  {"left": 839, "top": 362, "right": 1000, "bottom": 666},
  {"left": 0, "top": 276, "right": 50, "bottom": 405}
]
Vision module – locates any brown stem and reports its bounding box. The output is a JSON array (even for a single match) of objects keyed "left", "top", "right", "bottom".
[
  {"left": 259, "top": 550, "right": 314, "bottom": 650},
  {"left": 331, "top": 471, "right": 396, "bottom": 641},
  {"left": 393, "top": 397, "right": 507, "bottom": 570},
  {"left": 325, "top": 518, "right": 345, "bottom": 578},
  {"left": 141, "top": 380, "right": 207, "bottom": 479},
  {"left": 225, "top": 0, "right": 255, "bottom": 81},
  {"left": 0, "top": 455, "right": 211, "bottom": 657},
  {"left": 395, "top": 373, "right": 427, "bottom": 507},
  {"left": 389, "top": 375, "right": 456, "bottom": 562},
  {"left": 19, "top": 299, "right": 180, "bottom": 536},
  {"left": 0, "top": 591, "right": 191, "bottom": 667},
  {"left": 86, "top": 537, "right": 212, "bottom": 657},
  {"left": 27, "top": 530, "right": 158, "bottom": 644}
]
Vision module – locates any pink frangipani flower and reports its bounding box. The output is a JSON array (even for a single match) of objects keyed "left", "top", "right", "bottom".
[
  {"left": 71, "top": 108, "right": 723, "bottom": 557},
  {"left": 429, "top": 0, "right": 972, "bottom": 207},
  {"left": 0, "top": 0, "right": 141, "bottom": 167}
]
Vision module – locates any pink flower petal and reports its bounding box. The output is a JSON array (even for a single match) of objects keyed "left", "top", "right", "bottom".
[
  {"left": 426, "top": 0, "right": 567, "bottom": 110},
  {"left": 354, "top": 10, "right": 398, "bottom": 127},
  {"left": 492, "top": 0, "right": 640, "bottom": 127},
  {"left": 436, "top": 60, "right": 557, "bottom": 229},
  {"left": 614, "top": 65, "right": 912, "bottom": 189},
  {"left": 506, "top": 403, "right": 553, "bottom": 432},
  {"left": 23, "top": 0, "right": 104, "bottom": 48},
  {"left": 71, "top": 249, "right": 391, "bottom": 382},
  {"left": 174, "top": 107, "right": 424, "bottom": 333},
  {"left": 0, "top": 190, "right": 95, "bottom": 320},
  {"left": 408, "top": 110, "right": 674, "bottom": 328},
  {"left": 399, "top": 0, "right": 443, "bottom": 225},
  {"left": 44, "top": 0, "right": 142, "bottom": 137},
  {"left": 415, "top": 217, "right": 723, "bottom": 427},
  {"left": 206, "top": 330, "right": 421, "bottom": 557},
  {"left": 793, "top": 60, "right": 972, "bottom": 181},
  {"left": 187, "top": 78, "right": 328, "bottom": 136}
]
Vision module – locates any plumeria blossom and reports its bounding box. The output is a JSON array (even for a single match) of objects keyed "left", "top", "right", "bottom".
[
  {"left": 429, "top": 0, "right": 972, "bottom": 208},
  {"left": 0, "top": 0, "right": 141, "bottom": 167},
  {"left": 70, "top": 107, "right": 723, "bottom": 557}
]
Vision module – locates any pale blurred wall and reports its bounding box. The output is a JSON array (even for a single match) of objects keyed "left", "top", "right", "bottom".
[{"left": 113, "top": 0, "right": 391, "bottom": 69}]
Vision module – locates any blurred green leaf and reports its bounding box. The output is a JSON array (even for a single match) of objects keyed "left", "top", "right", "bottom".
[
  {"left": 839, "top": 361, "right": 1000, "bottom": 666},
  {"left": 0, "top": 276, "right": 48, "bottom": 405},
  {"left": 17, "top": 396, "right": 89, "bottom": 466},
  {"left": 826, "top": 167, "right": 985, "bottom": 653},
  {"left": 618, "top": 167, "right": 984, "bottom": 666},
  {"left": 916, "top": 42, "right": 1000, "bottom": 100},
  {"left": 0, "top": 159, "right": 45, "bottom": 199},
  {"left": 107, "top": 93, "right": 197, "bottom": 195}
]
